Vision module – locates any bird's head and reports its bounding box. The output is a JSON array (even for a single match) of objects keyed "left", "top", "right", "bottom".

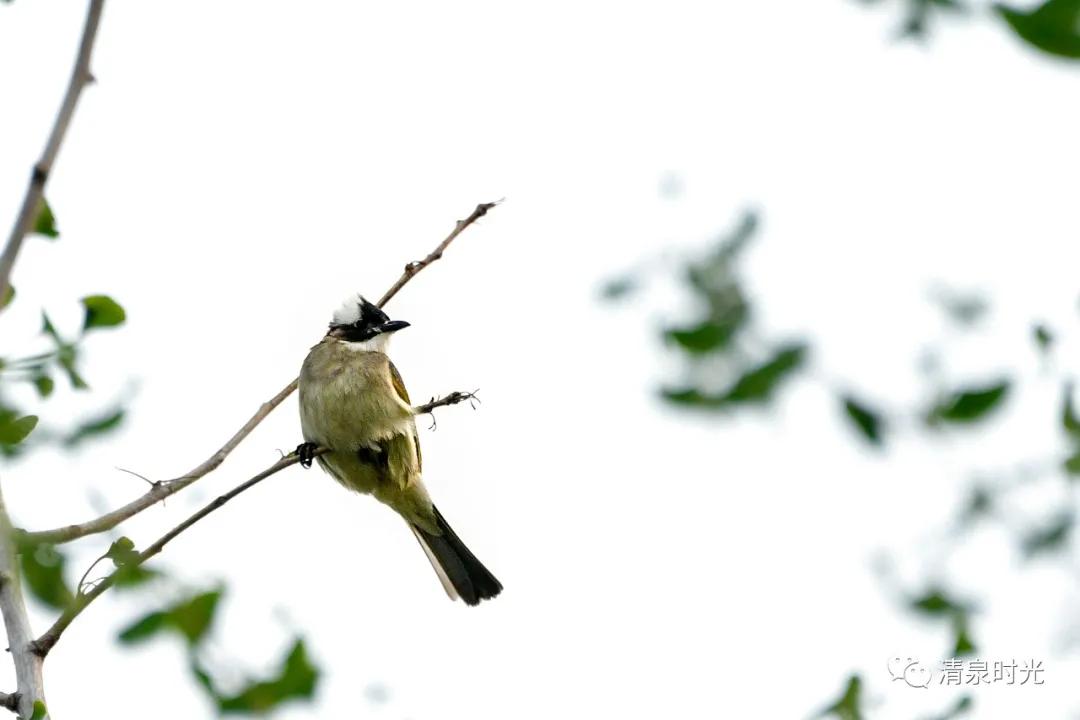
[{"left": 327, "top": 294, "right": 410, "bottom": 348}]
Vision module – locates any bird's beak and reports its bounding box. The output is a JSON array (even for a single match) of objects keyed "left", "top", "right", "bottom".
[{"left": 378, "top": 320, "right": 411, "bottom": 334}]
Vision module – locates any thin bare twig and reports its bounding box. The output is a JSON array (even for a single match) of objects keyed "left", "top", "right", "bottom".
[
  {"left": 377, "top": 201, "right": 499, "bottom": 307},
  {"left": 0, "top": 0, "right": 106, "bottom": 307},
  {"left": 31, "top": 384, "right": 481, "bottom": 657},
  {"left": 30, "top": 448, "right": 327, "bottom": 658},
  {"left": 23, "top": 201, "right": 497, "bottom": 546}
]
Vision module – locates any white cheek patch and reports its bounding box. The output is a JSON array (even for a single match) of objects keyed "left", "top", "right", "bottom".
[{"left": 343, "top": 334, "right": 392, "bottom": 353}]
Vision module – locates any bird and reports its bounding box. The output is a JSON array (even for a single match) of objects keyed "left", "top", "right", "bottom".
[{"left": 296, "top": 293, "right": 502, "bottom": 605}]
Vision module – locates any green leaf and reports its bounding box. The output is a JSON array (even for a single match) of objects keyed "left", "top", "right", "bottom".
[
  {"left": 217, "top": 639, "right": 320, "bottom": 714},
  {"left": 1062, "top": 382, "right": 1080, "bottom": 438},
  {"left": 928, "top": 381, "right": 1010, "bottom": 424},
  {"left": 112, "top": 563, "right": 160, "bottom": 589},
  {"left": 1, "top": 285, "right": 13, "bottom": 310},
  {"left": 910, "top": 589, "right": 966, "bottom": 616},
  {"left": 41, "top": 312, "right": 61, "bottom": 343},
  {"left": 117, "top": 610, "right": 169, "bottom": 645},
  {"left": 659, "top": 387, "right": 727, "bottom": 409},
  {"left": 64, "top": 408, "right": 124, "bottom": 447},
  {"left": 724, "top": 343, "right": 807, "bottom": 404},
  {"left": 841, "top": 395, "right": 884, "bottom": 446},
  {"left": 106, "top": 537, "right": 138, "bottom": 567},
  {"left": 931, "top": 288, "right": 987, "bottom": 326},
  {"left": 817, "top": 674, "right": 863, "bottom": 720},
  {"left": 16, "top": 539, "right": 72, "bottom": 611},
  {"left": 170, "top": 589, "right": 222, "bottom": 645},
  {"left": 32, "top": 374, "right": 54, "bottom": 398},
  {"left": 29, "top": 700, "right": 47, "bottom": 720},
  {"left": 996, "top": 0, "right": 1080, "bottom": 59},
  {"left": 1022, "top": 514, "right": 1073, "bottom": 558},
  {"left": 0, "top": 415, "right": 38, "bottom": 446},
  {"left": 81, "top": 295, "right": 126, "bottom": 330},
  {"left": 951, "top": 614, "right": 977, "bottom": 656},
  {"left": 117, "top": 589, "right": 222, "bottom": 646},
  {"left": 1033, "top": 323, "right": 1054, "bottom": 353},
  {"left": 664, "top": 307, "right": 747, "bottom": 355},
  {"left": 32, "top": 198, "right": 58, "bottom": 239},
  {"left": 57, "top": 347, "right": 88, "bottom": 390},
  {"left": 599, "top": 275, "right": 637, "bottom": 301},
  {"left": 1064, "top": 449, "right": 1080, "bottom": 476}
]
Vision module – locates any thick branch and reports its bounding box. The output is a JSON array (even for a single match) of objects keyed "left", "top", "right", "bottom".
[
  {"left": 24, "top": 201, "right": 497, "bottom": 546},
  {"left": 0, "top": 485, "right": 45, "bottom": 719},
  {"left": 0, "top": 0, "right": 106, "bottom": 307}
]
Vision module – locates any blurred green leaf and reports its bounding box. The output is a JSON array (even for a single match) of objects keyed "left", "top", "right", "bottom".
[
  {"left": 1, "top": 285, "right": 13, "bottom": 310},
  {"left": 81, "top": 294, "right": 126, "bottom": 330},
  {"left": 1022, "top": 514, "right": 1073, "bottom": 558},
  {"left": 16, "top": 538, "right": 72, "bottom": 611},
  {"left": 599, "top": 275, "right": 638, "bottom": 301},
  {"left": 41, "top": 312, "right": 61, "bottom": 343},
  {"left": 1032, "top": 323, "right": 1054, "bottom": 353},
  {"left": 931, "top": 288, "right": 987, "bottom": 326},
  {"left": 664, "top": 308, "right": 746, "bottom": 354},
  {"left": 65, "top": 408, "right": 124, "bottom": 447},
  {"left": 32, "top": 374, "right": 54, "bottom": 398},
  {"left": 217, "top": 639, "right": 320, "bottom": 714},
  {"left": 1062, "top": 382, "right": 1080, "bottom": 438},
  {"left": 57, "top": 346, "right": 88, "bottom": 390},
  {"left": 1063, "top": 449, "right": 1080, "bottom": 476},
  {"left": 117, "top": 610, "right": 169, "bottom": 645},
  {"left": 106, "top": 537, "right": 138, "bottom": 567},
  {"left": 725, "top": 343, "right": 807, "bottom": 404},
  {"left": 118, "top": 589, "right": 222, "bottom": 647},
  {"left": 951, "top": 614, "right": 977, "bottom": 656},
  {"left": 817, "top": 674, "right": 863, "bottom": 720},
  {"left": 996, "top": 0, "right": 1080, "bottom": 59},
  {"left": 841, "top": 395, "right": 884, "bottom": 446},
  {"left": 32, "top": 198, "right": 58, "bottom": 239},
  {"left": 927, "top": 381, "right": 1010, "bottom": 424},
  {"left": 660, "top": 387, "right": 727, "bottom": 409},
  {"left": 29, "top": 701, "right": 47, "bottom": 720},
  {"left": 910, "top": 588, "right": 966, "bottom": 616},
  {"left": 0, "top": 415, "right": 38, "bottom": 446}
]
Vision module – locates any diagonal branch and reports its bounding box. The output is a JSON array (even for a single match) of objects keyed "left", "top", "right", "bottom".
[
  {"left": 0, "top": 0, "right": 106, "bottom": 307},
  {"left": 22, "top": 202, "right": 498, "bottom": 546},
  {"left": 31, "top": 388, "right": 475, "bottom": 657}
]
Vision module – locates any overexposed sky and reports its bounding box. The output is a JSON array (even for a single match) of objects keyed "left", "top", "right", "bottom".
[{"left": 2, "top": 1, "right": 1080, "bottom": 718}]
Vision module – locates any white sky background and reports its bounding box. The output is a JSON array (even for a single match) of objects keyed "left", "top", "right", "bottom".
[{"left": 2, "top": 1, "right": 1080, "bottom": 718}]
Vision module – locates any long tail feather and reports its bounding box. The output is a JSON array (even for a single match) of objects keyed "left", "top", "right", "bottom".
[{"left": 410, "top": 506, "right": 502, "bottom": 606}]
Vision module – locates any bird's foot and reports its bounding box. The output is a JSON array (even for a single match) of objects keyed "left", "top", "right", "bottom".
[{"left": 296, "top": 442, "right": 318, "bottom": 468}]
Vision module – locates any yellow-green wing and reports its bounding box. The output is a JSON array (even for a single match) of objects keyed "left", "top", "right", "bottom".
[{"left": 389, "top": 360, "right": 421, "bottom": 472}]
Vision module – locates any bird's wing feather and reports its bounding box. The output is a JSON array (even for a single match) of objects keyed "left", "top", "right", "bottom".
[{"left": 388, "top": 359, "right": 421, "bottom": 473}]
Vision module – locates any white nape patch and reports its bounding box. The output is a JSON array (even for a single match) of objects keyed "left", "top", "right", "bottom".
[
  {"left": 331, "top": 293, "right": 367, "bottom": 326},
  {"left": 343, "top": 333, "right": 393, "bottom": 354}
]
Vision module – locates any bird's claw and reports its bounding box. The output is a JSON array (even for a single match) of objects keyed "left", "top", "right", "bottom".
[{"left": 296, "top": 442, "right": 318, "bottom": 468}]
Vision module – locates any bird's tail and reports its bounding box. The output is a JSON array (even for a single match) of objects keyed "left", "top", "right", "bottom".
[{"left": 410, "top": 506, "right": 502, "bottom": 606}]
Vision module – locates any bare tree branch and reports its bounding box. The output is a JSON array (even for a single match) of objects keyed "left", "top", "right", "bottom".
[
  {"left": 376, "top": 201, "right": 499, "bottom": 307},
  {"left": 0, "top": 692, "right": 18, "bottom": 714},
  {"left": 414, "top": 390, "right": 480, "bottom": 415},
  {"left": 30, "top": 386, "right": 478, "bottom": 657},
  {"left": 0, "top": 0, "right": 106, "bottom": 307},
  {"left": 31, "top": 449, "right": 324, "bottom": 658},
  {"left": 23, "top": 201, "right": 497, "bottom": 545},
  {"left": 0, "top": 485, "right": 46, "bottom": 719}
]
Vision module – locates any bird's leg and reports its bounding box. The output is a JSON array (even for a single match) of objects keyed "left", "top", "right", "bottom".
[{"left": 296, "top": 442, "right": 318, "bottom": 468}]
